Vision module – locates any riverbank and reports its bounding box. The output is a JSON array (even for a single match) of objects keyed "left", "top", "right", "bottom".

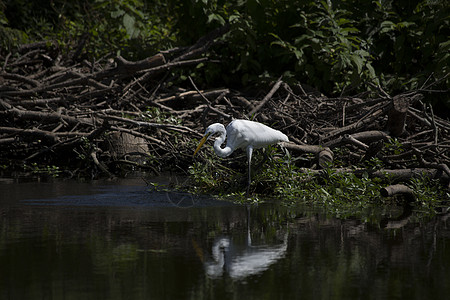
[{"left": 1, "top": 36, "right": 449, "bottom": 219}]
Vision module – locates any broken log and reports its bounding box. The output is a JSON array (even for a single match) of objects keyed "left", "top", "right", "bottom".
[
  {"left": 386, "top": 93, "right": 424, "bottom": 136},
  {"left": 107, "top": 131, "right": 150, "bottom": 162},
  {"left": 282, "top": 142, "right": 326, "bottom": 154},
  {"left": 387, "top": 96, "right": 409, "bottom": 136},
  {"left": 380, "top": 184, "right": 415, "bottom": 199},
  {"left": 282, "top": 142, "right": 334, "bottom": 168},
  {"left": 380, "top": 184, "right": 416, "bottom": 229}
]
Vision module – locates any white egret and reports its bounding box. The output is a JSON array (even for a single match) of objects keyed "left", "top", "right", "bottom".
[{"left": 193, "top": 119, "right": 288, "bottom": 194}]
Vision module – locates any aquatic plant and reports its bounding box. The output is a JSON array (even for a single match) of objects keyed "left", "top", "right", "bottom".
[{"left": 188, "top": 144, "right": 449, "bottom": 221}]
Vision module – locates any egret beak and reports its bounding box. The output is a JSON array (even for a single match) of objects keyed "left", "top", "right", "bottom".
[{"left": 193, "top": 133, "right": 210, "bottom": 156}]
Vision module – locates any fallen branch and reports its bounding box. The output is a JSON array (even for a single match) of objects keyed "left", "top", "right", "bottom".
[
  {"left": 247, "top": 76, "right": 283, "bottom": 117},
  {"left": 301, "top": 167, "right": 449, "bottom": 182},
  {"left": 380, "top": 184, "right": 415, "bottom": 199},
  {"left": 1, "top": 106, "right": 95, "bottom": 126},
  {"left": 282, "top": 142, "right": 327, "bottom": 154},
  {"left": 320, "top": 102, "right": 391, "bottom": 142},
  {"left": 98, "top": 114, "right": 201, "bottom": 136},
  {"left": 0, "top": 126, "right": 59, "bottom": 143},
  {"left": 121, "top": 57, "right": 209, "bottom": 96}
]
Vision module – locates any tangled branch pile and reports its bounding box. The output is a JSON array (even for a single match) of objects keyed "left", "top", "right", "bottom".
[{"left": 0, "top": 27, "right": 449, "bottom": 193}]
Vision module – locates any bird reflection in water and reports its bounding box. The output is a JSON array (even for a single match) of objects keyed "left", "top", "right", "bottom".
[{"left": 198, "top": 207, "right": 289, "bottom": 280}]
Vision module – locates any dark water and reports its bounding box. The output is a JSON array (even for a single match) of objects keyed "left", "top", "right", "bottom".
[{"left": 0, "top": 177, "right": 449, "bottom": 299}]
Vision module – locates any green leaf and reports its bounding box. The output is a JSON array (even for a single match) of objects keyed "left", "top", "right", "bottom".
[
  {"left": 366, "top": 63, "right": 376, "bottom": 79},
  {"left": 207, "top": 13, "right": 225, "bottom": 25},
  {"left": 229, "top": 14, "right": 240, "bottom": 23},
  {"left": 439, "top": 40, "right": 450, "bottom": 50},
  {"left": 111, "top": 9, "right": 125, "bottom": 19},
  {"left": 380, "top": 21, "right": 395, "bottom": 34},
  {"left": 349, "top": 54, "right": 363, "bottom": 74},
  {"left": 396, "top": 21, "right": 415, "bottom": 29},
  {"left": 123, "top": 13, "right": 138, "bottom": 38},
  {"left": 341, "top": 27, "right": 359, "bottom": 33},
  {"left": 124, "top": 3, "right": 145, "bottom": 19}
]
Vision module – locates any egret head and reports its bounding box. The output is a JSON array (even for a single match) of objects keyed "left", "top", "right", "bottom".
[{"left": 193, "top": 123, "right": 226, "bottom": 156}]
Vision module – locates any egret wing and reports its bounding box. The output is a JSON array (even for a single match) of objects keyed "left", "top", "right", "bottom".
[
  {"left": 225, "top": 120, "right": 250, "bottom": 150},
  {"left": 226, "top": 120, "right": 287, "bottom": 150}
]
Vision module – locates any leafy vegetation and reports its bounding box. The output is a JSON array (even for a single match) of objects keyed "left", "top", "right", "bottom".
[
  {"left": 165, "top": 0, "right": 449, "bottom": 105},
  {"left": 188, "top": 142, "right": 449, "bottom": 221},
  {"left": 1, "top": 0, "right": 177, "bottom": 59},
  {"left": 2, "top": 0, "right": 448, "bottom": 101}
]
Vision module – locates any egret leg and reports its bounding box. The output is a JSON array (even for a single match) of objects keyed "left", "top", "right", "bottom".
[{"left": 246, "top": 146, "right": 253, "bottom": 196}]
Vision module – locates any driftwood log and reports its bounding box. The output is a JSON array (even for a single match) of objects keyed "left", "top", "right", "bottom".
[
  {"left": 380, "top": 184, "right": 416, "bottom": 200},
  {"left": 0, "top": 25, "right": 449, "bottom": 194}
]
